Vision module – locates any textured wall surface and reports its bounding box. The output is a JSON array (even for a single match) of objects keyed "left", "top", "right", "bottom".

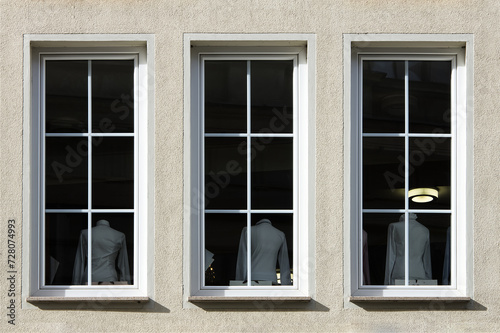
[{"left": 1, "top": 0, "right": 500, "bottom": 332}]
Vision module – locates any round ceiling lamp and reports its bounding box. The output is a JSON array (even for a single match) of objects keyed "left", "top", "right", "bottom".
[{"left": 408, "top": 188, "right": 438, "bottom": 203}]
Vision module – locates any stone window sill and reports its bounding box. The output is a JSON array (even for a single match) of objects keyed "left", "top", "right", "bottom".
[
  {"left": 27, "top": 296, "right": 149, "bottom": 304},
  {"left": 350, "top": 296, "right": 471, "bottom": 303},
  {"left": 188, "top": 296, "right": 312, "bottom": 302}
]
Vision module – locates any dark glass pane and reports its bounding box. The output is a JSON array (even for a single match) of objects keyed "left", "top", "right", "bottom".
[
  {"left": 251, "top": 138, "right": 293, "bottom": 209},
  {"left": 45, "top": 60, "right": 88, "bottom": 133},
  {"left": 363, "top": 138, "right": 405, "bottom": 209},
  {"left": 204, "top": 138, "right": 247, "bottom": 209},
  {"left": 205, "top": 61, "right": 247, "bottom": 133},
  {"left": 409, "top": 61, "right": 451, "bottom": 133},
  {"left": 362, "top": 213, "right": 401, "bottom": 286},
  {"left": 45, "top": 213, "right": 87, "bottom": 285},
  {"left": 45, "top": 137, "right": 88, "bottom": 209},
  {"left": 248, "top": 214, "right": 293, "bottom": 285},
  {"left": 205, "top": 214, "right": 246, "bottom": 286},
  {"left": 363, "top": 61, "right": 405, "bottom": 133},
  {"left": 92, "top": 137, "right": 134, "bottom": 209},
  {"left": 92, "top": 60, "right": 135, "bottom": 133},
  {"left": 408, "top": 213, "right": 451, "bottom": 286},
  {"left": 251, "top": 60, "right": 293, "bottom": 133},
  {"left": 409, "top": 138, "right": 451, "bottom": 209},
  {"left": 90, "top": 214, "right": 134, "bottom": 285}
]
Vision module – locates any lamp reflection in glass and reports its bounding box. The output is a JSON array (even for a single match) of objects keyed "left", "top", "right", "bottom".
[{"left": 408, "top": 188, "right": 439, "bottom": 203}]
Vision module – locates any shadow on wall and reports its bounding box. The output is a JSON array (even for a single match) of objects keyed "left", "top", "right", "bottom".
[
  {"left": 26, "top": 299, "right": 170, "bottom": 313},
  {"left": 189, "top": 299, "right": 330, "bottom": 312},
  {"left": 353, "top": 299, "right": 486, "bottom": 312}
]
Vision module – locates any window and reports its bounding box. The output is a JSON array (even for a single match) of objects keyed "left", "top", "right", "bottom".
[
  {"left": 345, "top": 35, "right": 472, "bottom": 299},
  {"left": 25, "top": 36, "right": 153, "bottom": 299},
  {"left": 185, "top": 35, "right": 315, "bottom": 299}
]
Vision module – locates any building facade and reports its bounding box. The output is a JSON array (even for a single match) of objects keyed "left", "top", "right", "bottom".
[{"left": 1, "top": 0, "right": 499, "bottom": 332}]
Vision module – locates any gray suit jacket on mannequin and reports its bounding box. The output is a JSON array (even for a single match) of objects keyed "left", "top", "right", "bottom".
[
  {"left": 235, "top": 219, "right": 291, "bottom": 285},
  {"left": 384, "top": 213, "right": 432, "bottom": 285},
  {"left": 72, "top": 220, "right": 131, "bottom": 285}
]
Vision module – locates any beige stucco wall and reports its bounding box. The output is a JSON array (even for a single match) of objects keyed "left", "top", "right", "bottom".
[{"left": 1, "top": 0, "right": 500, "bottom": 332}]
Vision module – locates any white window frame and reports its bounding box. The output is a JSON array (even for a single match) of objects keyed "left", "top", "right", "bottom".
[
  {"left": 23, "top": 35, "right": 154, "bottom": 300},
  {"left": 184, "top": 34, "right": 316, "bottom": 300},
  {"left": 344, "top": 34, "right": 473, "bottom": 301}
]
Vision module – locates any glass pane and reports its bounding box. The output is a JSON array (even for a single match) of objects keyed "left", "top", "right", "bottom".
[
  {"left": 45, "top": 60, "right": 88, "bottom": 133},
  {"left": 205, "top": 214, "right": 246, "bottom": 286},
  {"left": 45, "top": 213, "right": 87, "bottom": 285},
  {"left": 92, "top": 60, "right": 135, "bottom": 133},
  {"left": 92, "top": 137, "right": 134, "bottom": 209},
  {"left": 363, "top": 137, "right": 405, "bottom": 209},
  {"left": 45, "top": 137, "right": 88, "bottom": 209},
  {"left": 363, "top": 213, "right": 400, "bottom": 286},
  {"left": 90, "top": 214, "right": 134, "bottom": 285},
  {"left": 408, "top": 213, "right": 451, "bottom": 286},
  {"left": 409, "top": 138, "right": 451, "bottom": 209},
  {"left": 251, "top": 138, "right": 293, "bottom": 209},
  {"left": 247, "top": 214, "right": 293, "bottom": 285},
  {"left": 205, "top": 61, "right": 247, "bottom": 133},
  {"left": 251, "top": 60, "right": 293, "bottom": 133},
  {"left": 409, "top": 61, "right": 451, "bottom": 133},
  {"left": 204, "top": 138, "right": 247, "bottom": 209},
  {"left": 363, "top": 60, "right": 405, "bottom": 133}
]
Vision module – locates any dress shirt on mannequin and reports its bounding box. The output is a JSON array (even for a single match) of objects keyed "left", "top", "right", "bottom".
[
  {"left": 72, "top": 220, "right": 131, "bottom": 285},
  {"left": 235, "top": 219, "right": 291, "bottom": 285},
  {"left": 384, "top": 213, "right": 432, "bottom": 285}
]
